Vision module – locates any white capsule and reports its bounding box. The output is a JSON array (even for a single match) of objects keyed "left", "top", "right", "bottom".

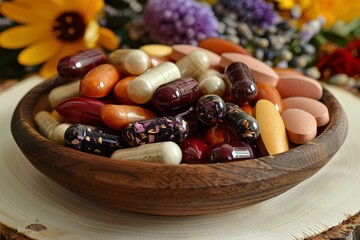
[
  {"left": 48, "top": 80, "right": 80, "bottom": 108},
  {"left": 127, "top": 62, "right": 181, "bottom": 104},
  {"left": 197, "top": 69, "right": 225, "bottom": 96},
  {"left": 111, "top": 141, "right": 182, "bottom": 165},
  {"left": 109, "top": 49, "right": 151, "bottom": 75},
  {"left": 175, "top": 50, "right": 210, "bottom": 79},
  {"left": 34, "top": 111, "right": 70, "bottom": 145}
]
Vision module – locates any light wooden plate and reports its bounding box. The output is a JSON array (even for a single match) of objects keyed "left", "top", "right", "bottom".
[
  {"left": 10, "top": 76, "right": 348, "bottom": 217},
  {"left": 1, "top": 76, "right": 360, "bottom": 239}
]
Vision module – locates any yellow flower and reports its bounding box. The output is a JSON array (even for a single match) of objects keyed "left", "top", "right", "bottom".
[
  {"left": 297, "top": 0, "right": 360, "bottom": 28},
  {"left": 0, "top": 0, "right": 119, "bottom": 77}
]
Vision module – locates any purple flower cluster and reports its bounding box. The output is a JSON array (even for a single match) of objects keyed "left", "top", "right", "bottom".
[
  {"left": 143, "top": 0, "right": 218, "bottom": 45},
  {"left": 218, "top": 0, "right": 276, "bottom": 29}
]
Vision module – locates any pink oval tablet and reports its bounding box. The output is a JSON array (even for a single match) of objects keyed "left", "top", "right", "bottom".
[
  {"left": 169, "top": 44, "right": 221, "bottom": 70},
  {"left": 276, "top": 75, "right": 323, "bottom": 100},
  {"left": 282, "top": 96, "right": 330, "bottom": 127},
  {"left": 281, "top": 108, "right": 317, "bottom": 144},
  {"left": 220, "top": 53, "right": 279, "bottom": 86}
]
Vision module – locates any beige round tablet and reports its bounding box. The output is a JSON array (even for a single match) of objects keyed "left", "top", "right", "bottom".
[
  {"left": 282, "top": 96, "right": 330, "bottom": 127},
  {"left": 281, "top": 108, "right": 317, "bottom": 144}
]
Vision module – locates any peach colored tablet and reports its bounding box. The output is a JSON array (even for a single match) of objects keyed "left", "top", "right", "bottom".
[
  {"left": 281, "top": 108, "right": 317, "bottom": 144},
  {"left": 273, "top": 67, "right": 303, "bottom": 77},
  {"left": 276, "top": 75, "right": 323, "bottom": 100},
  {"left": 169, "top": 44, "right": 221, "bottom": 69},
  {"left": 220, "top": 53, "right": 279, "bottom": 86},
  {"left": 282, "top": 96, "right": 330, "bottom": 127}
]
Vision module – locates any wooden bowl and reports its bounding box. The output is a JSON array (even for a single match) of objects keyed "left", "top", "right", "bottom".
[{"left": 11, "top": 77, "right": 348, "bottom": 216}]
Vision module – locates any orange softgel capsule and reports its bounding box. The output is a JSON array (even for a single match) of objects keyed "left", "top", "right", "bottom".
[
  {"left": 113, "top": 76, "right": 137, "bottom": 105},
  {"left": 100, "top": 104, "right": 156, "bottom": 130},
  {"left": 255, "top": 82, "right": 283, "bottom": 112},
  {"left": 80, "top": 64, "right": 120, "bottom": 98}
]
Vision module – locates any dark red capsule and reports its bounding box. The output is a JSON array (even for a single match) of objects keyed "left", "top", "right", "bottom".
[
  {"left": 224, "top": 62, "right": 258, "bottom": 106},
  {"left": 57, "top": 49, "right": 107, "bottom": 79},
  {"left": 179, "top": 138, "right": 211, "bottom": 164},
  {"left": 152, "top": 77, "right": 200, "bottom": 112},
  {"left": 211, "top": 141, "right": 254, "bottom": 163},
  {"left": 55, "top": 97, "right": 106, "bottom": 126}
]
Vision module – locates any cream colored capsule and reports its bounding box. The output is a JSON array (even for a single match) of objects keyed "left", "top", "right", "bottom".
[
  {"left": 127, "top": 62, "right": 181, "bottom": 104},
  {"left": 111, "top": 141, "right": 182, "bottom": 165},
  {"left": 197, "top": 69, "right": 225, "bottom": 96},
  {"left": 109, "top": 49, "right": 151, "bottom": 75},
  {"left": 175, "top": 50, "right": 210, "bottom": 79},
  {"left": 34, "top": 111, "right": 70, "bottom": 145},
  {"left": 48, "top": 80, "right": 80, "bottom": 108}
]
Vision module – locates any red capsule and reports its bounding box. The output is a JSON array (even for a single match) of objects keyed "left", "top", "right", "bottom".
[
  {"left": 152, "top": 77, "right": 200, "bottom": 112},
  {"left": 179, "top": 138, "right": 211, "bottom": 164},
  {"left": 203, "top": 124, "right": 232, "bottom": 148},
  {"left": 211, "top": 141, "right": 255, "bottom": 163},
  {"left": 57, "top": 49, "right": 107, "bottom": 79},
  {"left": 55, "top": 97, "right": 106, "bottom": 126}
]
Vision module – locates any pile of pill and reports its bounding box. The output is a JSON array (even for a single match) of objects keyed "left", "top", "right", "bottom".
[{"left": 35, "top": 38, "right": 330, "bottom": 165}]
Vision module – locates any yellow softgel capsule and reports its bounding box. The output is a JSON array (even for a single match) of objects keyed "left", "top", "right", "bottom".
[
  {"left": 139, "top": 44, "right": 172, "bottom": 57},
  {"left": 253, "top": 99, "right": 289, "bottom": 156}
]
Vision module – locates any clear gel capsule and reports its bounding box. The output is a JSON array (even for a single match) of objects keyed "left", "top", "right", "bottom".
[
  {"left": 211, "top": 141, "right": 254, "bottom": 163},
  {"left": 111, "top": 141, "right": 182, "bottom": 165},
  {"left": 109, "top": 49, "right": 151, "bottom": 75},
  {"left": 175, "top": 50, "right": 210, "bottom": 79},
  {"left": 64, "top": 124, "right": 126, "bottom": 157},
  {"left": 123, "top": 115, "right": 189, "bottom": 146},
  {"left": 127, "top": 62, "right": 181, "bottom": 104},
  {"left": 224, "top": 103, "right": 260, "bottom": 142}
]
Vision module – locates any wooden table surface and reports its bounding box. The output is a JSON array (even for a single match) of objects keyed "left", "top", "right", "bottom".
[{"left": 1, "top": 78, "right": 360, "bottom": 240}]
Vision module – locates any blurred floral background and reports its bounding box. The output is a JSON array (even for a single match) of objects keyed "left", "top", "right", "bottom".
[{"left": 0, "top": 0, "right": 359, "bottom": 93}]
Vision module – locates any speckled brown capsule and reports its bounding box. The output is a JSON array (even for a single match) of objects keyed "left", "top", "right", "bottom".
[
  {"left": 224, "top": 103, "right": 260, "bottom": 142},
  {"left": 64, "top": 124, "right": 126, "bottom": 157},
  {"left": 195, "top": 94, "right": 226, "bottom": 125},
  {"left": 122, "top": 116, "right": 189, "bottom": 146}
]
